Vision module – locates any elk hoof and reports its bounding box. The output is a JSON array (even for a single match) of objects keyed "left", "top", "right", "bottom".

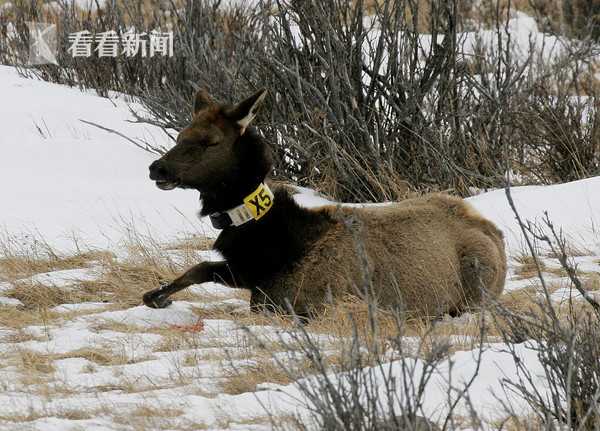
[{"left": 143, "top": 289, "right": 173, "bottom": 309}]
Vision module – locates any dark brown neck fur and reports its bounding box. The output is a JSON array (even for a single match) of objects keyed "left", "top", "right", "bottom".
[
  {"left": 199, "top": 128, "right": 335, "bottom": 288},
  {"left": 213, "top": 188, "right": 335, "bottom": 287},
  {"left": 199, "top": 128, "right": 271, "bottom": 216}
]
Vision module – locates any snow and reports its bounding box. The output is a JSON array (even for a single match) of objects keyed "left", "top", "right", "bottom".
[
  {"left": 51, "top": 302, "right": 109, "bottom": 313},
  {"left": 468, "top": 177, "right": 600, "bottom": 255},
  {"left": 0, "top": 11, "right": 599, "bottom": 426},
  {"left": 0, "top": 296, "right": 23, "bottom": 307},
  {"left": 460, "top": 11, "right": 568, "bottom": 64},
  {"left": 22, "top": 267, "right": 101, "bottom": 288},
  {"left": 295, "top": 177, "right": 600, "bottom": 258},
  {"left": 89, "top": 302, "right": 200, "bottom": 328},
  {"left": 0, "top": 65, "right": 216, "bottom": 253}
]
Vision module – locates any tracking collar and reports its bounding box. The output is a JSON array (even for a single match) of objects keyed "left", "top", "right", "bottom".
[{"left": 207, "top": 182, "right": 274, "bottom": 229}]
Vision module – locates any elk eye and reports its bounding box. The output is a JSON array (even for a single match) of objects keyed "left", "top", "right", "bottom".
[
  {"left": 177, "top": 138, "right": 193, "bottom": 146},
  {"left": 181, "top": 139, "right": 207, "bottom": 148}
]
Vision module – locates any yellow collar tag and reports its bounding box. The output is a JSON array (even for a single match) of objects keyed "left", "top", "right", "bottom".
[{"left": 243, "top": 182, "right": 274, "bottom": 221}]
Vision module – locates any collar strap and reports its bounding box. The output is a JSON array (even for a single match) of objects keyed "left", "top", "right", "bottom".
[{"left": 208, "top": 182, "right": 274, "bottom": 229}]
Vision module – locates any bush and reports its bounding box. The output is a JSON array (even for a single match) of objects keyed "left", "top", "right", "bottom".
[
  {"left": 245, "top": 304, "right": 481, "bottom": 430},
  {"left": 1, "top": 0, "right": 599, "bottom": 201},
  {"left": 563, "top": 0, "right": 600, "bottom": 40},
  {"left": 495, "top": 188, "right": 600, "bottom": 429}
]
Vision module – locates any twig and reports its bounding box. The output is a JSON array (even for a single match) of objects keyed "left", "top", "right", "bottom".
[{"left": 79, "top": 119, "right": 164, "bottom": 156}]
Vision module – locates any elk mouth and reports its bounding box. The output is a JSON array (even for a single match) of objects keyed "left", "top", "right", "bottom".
[{"left": 155, "top": 180, "right": 180, "bottom": 190}]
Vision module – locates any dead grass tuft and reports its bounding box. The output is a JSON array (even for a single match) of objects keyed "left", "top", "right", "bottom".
[
  {"left": 498, "top": 287, "right": 542, "bottom": 314},
  {"left": 513, "top": 255, "right": 547, "bottom": 280},
  {"left": 167, "top": 236, "right": 214, "bottom": 252},
  {"left": 0, "top": 243, "right": 112, "bottom": 281},
  {"left": 53, "top": 347, "right": 132, "bottom": 366},
  {"left": 0, "top": 306, "right": 59, "bottom": 330},
  {"left": 16, "top": 349, "right": 55, "bottom": 374},
  {"left": 583, "top": 273, "right": 600, "bottom": 291},
  {"left": 216, "top": 414, "right": 296, "bottom": 429},
  {"left": 6, "top": 281, "right": 99, "bottom": 309},
  {"left": 0, "top": 407, "right": 96, "bottom": 423},
  {"left": 1, "top": 227, "right": 217, "bottom": 311},
  {"left": 130, "top": 405, "right": 185, "bottom": 418},
  {"left": 544, "top": 243, "right": 593, "bottom": 258},
  {"left": 152, "top": 328, "right": 209, "bottom": 353},
  {"left": 492, "top": 414, "right": 545, "bottom": 430},
  {"left": 111, "top": 404, "right": 207, "bottom": 430},
  {"left": 307, "top": 295, "right": 403, "bottom": 341},
  {"left": 220, "top": 359, "right": 300, "bottom": 395},
  {"left": 76, "top": 261, "right": 177, "bottom": 308}
]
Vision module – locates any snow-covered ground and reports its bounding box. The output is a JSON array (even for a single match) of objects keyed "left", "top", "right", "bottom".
[
  {"left": 1, "top": 64, "right": 600, "bottom": 430},
  {"left": 0, "top": 65, "right": 216, "bottom": 252}
]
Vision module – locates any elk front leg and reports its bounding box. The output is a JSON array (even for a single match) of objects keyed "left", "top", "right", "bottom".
[{"left": 143, "top": 261, "right": 237, "bottom": 309}]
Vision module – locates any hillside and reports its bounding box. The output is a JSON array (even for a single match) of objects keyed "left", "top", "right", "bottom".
[{"left": 1, "top": 66, "right": 600, "bottom": 429}]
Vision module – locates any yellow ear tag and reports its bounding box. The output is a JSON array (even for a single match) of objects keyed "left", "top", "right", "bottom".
[{"left": 243, "top": 183, "right": 274, "bottom": 220}]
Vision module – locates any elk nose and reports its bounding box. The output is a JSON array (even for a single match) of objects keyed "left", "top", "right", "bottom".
[{"left": 149, "top": 160, "right": 169, "bottom": 180}]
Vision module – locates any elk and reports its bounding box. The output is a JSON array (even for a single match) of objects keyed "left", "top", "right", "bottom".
[{"left": 144, "top": 89, "right": 507, "bottom": 319}]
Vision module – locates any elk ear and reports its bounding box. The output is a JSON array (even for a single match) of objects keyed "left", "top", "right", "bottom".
[
  {"left": 193, "top": 88, "right": 215, "bottom": 113},
  {"left": 227, "top": 89, "right": 267, "bottom": 135}
]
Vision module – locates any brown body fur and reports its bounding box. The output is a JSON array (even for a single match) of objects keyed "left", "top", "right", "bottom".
[
  {"left": 144, "top": 88, "right": 507, "bottom": 318},
  {"left": 252, "top": 193, "right": 506, "bottom": 317}
]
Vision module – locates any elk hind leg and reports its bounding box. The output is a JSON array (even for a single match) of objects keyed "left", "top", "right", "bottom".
[{"left": 457, "top": 233, "right": 504, "bottom": 313}]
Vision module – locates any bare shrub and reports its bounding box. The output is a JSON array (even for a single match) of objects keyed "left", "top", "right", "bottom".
[
  {"left": 236, "top": 212, "right": 488, "bottom": 430},
  {"left": 563, "top": 0, "right": 600, "bottom": 40},
  {"left": 239, "top": 301, "right": 486, "bottom": 430},
  {"left": 494, "top": 186, "right": 600, "bottom": 429},
  {"left": 2, "top": 0, "right": 599, "bottom": 201}
]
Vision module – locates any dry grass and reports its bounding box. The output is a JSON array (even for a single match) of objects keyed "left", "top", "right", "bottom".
[
  {"left": 492, "top": 414, "right": 545, "bottom": 430},
  {"left": 1, "top": 220, "right": 598, "bottom": 429},
  {"left": 53, "top": 347, "right": 141, "bottom": 366},
  {"left": 215, "top": 414, "right": 296, "bottom": 429},
  {"left": 498, "top": 286, "right": 543, "bottom": 314},
  {"left": 75, "top": 230, "right": 218, "bottom": 308},
  {"left": 307, "top": 295, "right": 402, "bottom": 339},
  {"left": 0, "top": 408, "right": 96, "bottom": 423},
  {"left": 0, "top": 227, "right": 217, "bottom": 312},
  {"left": 4, "top": 328, "right": 47, "bottom": 343},
  {"left": 513, "top": 254, "right": 547, "bottom": 279},
  {"left": 167, "top": 236, "right": 214, "bottom": 252},
  {"left": 15, "top": 348, "right": 56, "bottom": 374},
  {"left": 584, "top": 273, "right": 600, "bottom": 291},
  {"left": 5, "top": 345, "right": 153, "bottom": 390},
  {"left": 131, "top": 406, "right": 185, "bottom": 418},
  {"left": 110, "top": 404, "right": 208, "bottom": 431},
  {"left": 220, "top": 358, "right": 304, "bottom": 395},
  {"left": 89, "top": 319, "right": 145, "bottom": 333},
  {"left": 0, "top": 241, "right": 112, "bottom": 281},
  {"left": 545, "top": 243, "right": 594, "bottom": 258},
  {"left": 6, "top": 281, "right": 100, "bottom": 309},
  {"left": 190, "top": 297, "right": 296, "bottom": 329},
  {"left": 149, "top": 318, "right": 268, "bottom": 355},
  {"left": 79, "top": 261, "right": 179, "bottom": 308},
  {"left": 122, "top": 406, "right": 194, "bottom": 429},
  {"left": 0, "top": 306, "right": 59, "bottom": 330},
  {"left": 152, "top": 327, "right": 210, "bottom": 353}
]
